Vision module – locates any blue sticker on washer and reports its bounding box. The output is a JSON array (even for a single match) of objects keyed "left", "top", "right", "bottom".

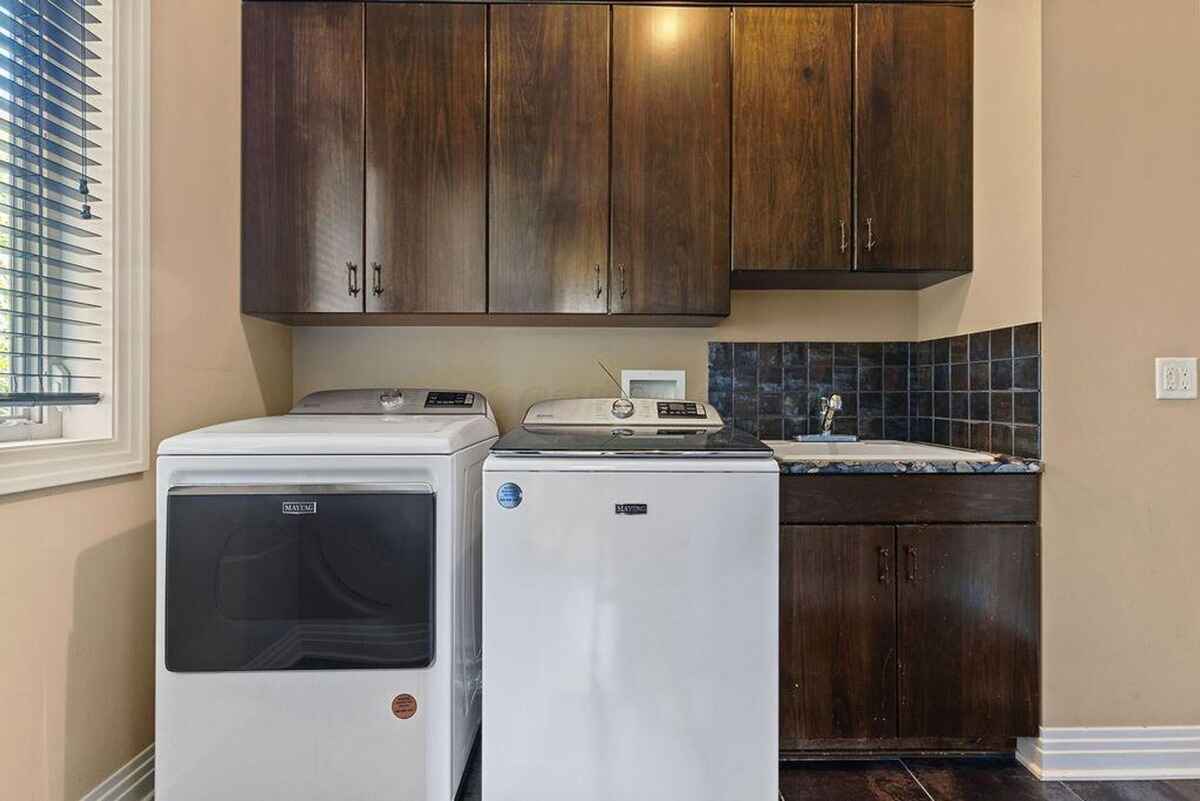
[{"left": 497, "top": 482, "right": 523, "bottom": 509}]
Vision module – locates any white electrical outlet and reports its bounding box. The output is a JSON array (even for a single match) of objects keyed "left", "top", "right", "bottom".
[{"left": 1156, "top": 357, "right": 1198, "bottom": 400}]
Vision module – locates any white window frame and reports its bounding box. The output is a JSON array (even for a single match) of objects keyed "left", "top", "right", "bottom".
[{"left": 0, "top": 0, "right": 150, "bottom": 496}]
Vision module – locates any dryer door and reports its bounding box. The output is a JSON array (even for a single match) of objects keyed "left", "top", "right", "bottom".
[{"left": 165, "top": 485, "right": 435, "bottom": 671}]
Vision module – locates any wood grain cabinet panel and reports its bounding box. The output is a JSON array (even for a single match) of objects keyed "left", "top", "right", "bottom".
[
  {"left": 611, "top": 5, "right": 731, "bottom": 316},
  {"left": 897, "top": 525, "right": 1040, "bottom": 738},
  {"left": 780, "top": 526, "right": 897, "bottom": 745},
  {"left": 856, "top": 4, "right": 973, "bottom": 272},
  {"left": 365, "top": 4, "right": 487, "bottom": 313},
  {"left": 242, "top": 3, "right": 364, "bottom": 314},
  {"left": 733, "top": 7, "right": 852, "bottom": 272},
  {"left": 489, "top": 4, "right": 610, "bottom": 314}
]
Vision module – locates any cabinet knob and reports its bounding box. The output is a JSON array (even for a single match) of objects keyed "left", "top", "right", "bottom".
[
  {"left": 878, "top": 547, "right": 890, "bottom": 583},
  {"left": 866, "top": 217, "right": 878, "bottom": 252},
  {"left": 904, "top": 545, "right": 918, "bottom": 582},
  {"left": 346, "top": 262, "right": 360, "bottom": 297},
  {"left": 619, "top": 264, "right": 628, "bottom": 300},
  {"left": 839, "top": 219, "right": 848, "bottom": 254},
  {"left": 594, "top": 264, "right": 603, "bottom": 299}
]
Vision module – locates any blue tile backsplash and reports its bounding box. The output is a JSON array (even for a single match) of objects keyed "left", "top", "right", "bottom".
[{"left": 708, "top": 323, "right": 1041, "bottom": 459}]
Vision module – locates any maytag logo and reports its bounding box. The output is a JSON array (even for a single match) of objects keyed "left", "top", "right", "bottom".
[
  {"left": 282, "top": 500, "right": 317, "bottom": 516},
  {"left": 615, "top": 503, "right": 647, "bottom": 516}
]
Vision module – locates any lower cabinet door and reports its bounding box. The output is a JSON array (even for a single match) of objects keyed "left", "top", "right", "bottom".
[
  {"left": 897, "top": 525, "right": 1040, "bottom": 737},
  {"left": 780, "top": 525, "right": 897, "bottom": 745}
]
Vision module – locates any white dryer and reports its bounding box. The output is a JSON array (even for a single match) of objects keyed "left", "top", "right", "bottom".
[
  {"left": 483, "top": 398, "right": 780, "bottom": 801},
  {"left": 155, "top": 388, "right": 497, "bottom": 801}
]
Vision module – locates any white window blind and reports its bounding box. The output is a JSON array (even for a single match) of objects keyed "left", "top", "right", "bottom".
[{"left": 0, "top": 0, "right": 110, "bottom": 419}]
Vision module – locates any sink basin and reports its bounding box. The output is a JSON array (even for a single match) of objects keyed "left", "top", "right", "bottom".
[{"left": 765, "top": 440, "right": 995, "bottom": 464}]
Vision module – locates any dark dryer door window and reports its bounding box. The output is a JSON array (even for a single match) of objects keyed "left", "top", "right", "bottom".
[{"left": 166, "top": 487, "right": 435, "bottom": 672}]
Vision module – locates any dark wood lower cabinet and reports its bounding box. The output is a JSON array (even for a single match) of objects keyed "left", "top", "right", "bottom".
[
  {"left": 897, "top": 525, "right": 1041, "bottom": 738},
  {"left": 780, "top": 526, "right": 897, "bottom": 745},
  {"left": 779, "top": 479, "right": 1041, "bottom": 752}
]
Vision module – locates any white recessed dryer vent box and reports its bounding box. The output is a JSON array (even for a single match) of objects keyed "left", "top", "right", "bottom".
[{"left": 622, "top": 369, "right": 686, "bottom": 399}]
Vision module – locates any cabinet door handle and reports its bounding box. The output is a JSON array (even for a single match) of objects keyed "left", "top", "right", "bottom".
[
  {"left": 619, "top": 264, "right": 628, "bottom": 299},
  {"left": 904, "top": 545, "right": 917, "bottom": 582},
  {"left": 878, "top": 547, "right": 890, "bottom": 583},
  {"left": 594, "top": 264, "right": 603, "bottom": 299},
  {"left": 371, "top": 262, "right": 383, "bottom": 296},
  {"left": 866, "top": 217, "right": 878, "bottom": 252},
  {"left": 839, "top": 218, "right": 848, "bottom": 254},
  {"left": 346, "top": 262, "right": 360, "bottom": 297}
]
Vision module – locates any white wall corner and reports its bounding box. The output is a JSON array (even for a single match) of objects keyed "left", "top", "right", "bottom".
[
  {"left": 82, "top": 743, "right": 154, "bottom": 801},
  {"left": 1018, "top": 727, "right": 1200, "bottom": 781}
]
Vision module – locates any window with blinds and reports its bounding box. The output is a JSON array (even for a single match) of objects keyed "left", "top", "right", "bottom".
[{"left": 0, "top": 0, "right": 110, "bottom": 430}]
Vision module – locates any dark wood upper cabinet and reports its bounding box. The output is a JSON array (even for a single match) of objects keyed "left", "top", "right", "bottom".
[
  {"left": 856, "top": 4, "right": 973, "bottom": 272},
  {"left": 241, "top": 2, "right": 977, "bottom": 321},
  {"left": 611, "top": 6, "right": 731, "bottom": 316},
  {"left": 733, "top": 8, "right": 852, "bottom": 272},
  {"left": 897, "top": 525, "right": 1040, "bottom": 738},
  {"left": 242, "top": 3, "right": 364, "bottom": 314},
  {"left": 365, "top": 4, "right": 486, "bottom": 313},
  {"left": 780, "top": 525, "right": 897, "bottom": 745},
  {"left": 489, "top": 4, "right": 610, "bottom": 314}
]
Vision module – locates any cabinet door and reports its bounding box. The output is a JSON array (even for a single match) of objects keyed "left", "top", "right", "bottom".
[
  {"left": 365, "top": 4, "right": 486, "bottom": 313},
  {"left": 242, "top": 3, "right": 364, "bottom": 314},
  {"left": 489, "top": 4, "right": 610, "bottom": 314},
  {"left": 856, "top": 5, "right": 972, "bottom": 271},
  {"left": 897, "top": 525, "right": 1040, "bottom": 737},
  {"left": 611, "top": 6, "right": 731, "bottom": 316},
  {"left": 780, "top": 526, "right": 897, "bottom": 745},
  {"left": 733, "top": 8, "right": 852, "bottom": 271}
]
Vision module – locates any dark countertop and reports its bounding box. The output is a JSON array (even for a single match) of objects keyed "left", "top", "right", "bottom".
[{"left": 778, "top": 454, "right": 1042, "bottom": 475}]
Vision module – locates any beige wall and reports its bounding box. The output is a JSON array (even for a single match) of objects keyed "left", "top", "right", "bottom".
[
  {"left": 0, "top": 0, "right": 1055, "bottom": 796},
  {"left": 1040, "top": 0, "right": 1200, "bottom": 726},
  {"left": 917, "top": 0, "right": 1043, "bottom": 340},
  {"left": 298, "top": 0, "right": 1044, "bottom": 423},
  {"left": 0, "top": 2, "right": 293, "bottom": 799},
  {"left": 295, "top": 291, "right": 917, "bottom": 429}
]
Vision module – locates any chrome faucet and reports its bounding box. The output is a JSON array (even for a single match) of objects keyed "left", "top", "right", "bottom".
[
  {"left": 793, "top": 394, "right": 858, "bottom": 443},
  {"left": 818, "top": 394, "right": 842, "bottom": 436}
]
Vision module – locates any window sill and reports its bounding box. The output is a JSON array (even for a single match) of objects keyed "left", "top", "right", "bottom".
[
  {"left": 0, "top": 435, "right": 148, "bottom": 496},
  {"left": 0, "top": 434, "right": 105, "bottom": 452}
]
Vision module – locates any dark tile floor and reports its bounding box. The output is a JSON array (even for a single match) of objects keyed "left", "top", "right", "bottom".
[{"left": 458, "top": 752, "right": 1200, "bottom": 801}]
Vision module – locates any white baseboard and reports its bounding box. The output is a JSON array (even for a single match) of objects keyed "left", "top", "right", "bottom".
[
  {"left": 81, "top": 743, "right": 154, "bottom": 801},
  {"left": 1018, "top": 727, "right": 1200, "bottom": 781}
]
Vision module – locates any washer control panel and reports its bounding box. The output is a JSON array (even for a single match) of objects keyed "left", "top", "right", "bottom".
[
  {"left": 425, "top": 391, "right": 476, "bottom": 409},
  {"left": 656, "top": 401, "right": 707, "bottom": 420},
  {"left": 521, "top": 398, "right": 723, "bottom": 428}
]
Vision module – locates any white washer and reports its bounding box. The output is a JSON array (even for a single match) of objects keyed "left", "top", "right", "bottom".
[
  {"left": 483, "top": 397, "right": 779, "bottom": 801},
  {"left": 155, "top": 389, "right": 497, "bottom": 801}
]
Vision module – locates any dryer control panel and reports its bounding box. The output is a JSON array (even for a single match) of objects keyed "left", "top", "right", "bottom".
[{"left": 289, "top": 388, "right": 488, "bottom": 416}]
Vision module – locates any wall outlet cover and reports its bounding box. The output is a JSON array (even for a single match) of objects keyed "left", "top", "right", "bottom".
[{"left": 1155, "top": 357, "right": 1197, "bottom": 400}]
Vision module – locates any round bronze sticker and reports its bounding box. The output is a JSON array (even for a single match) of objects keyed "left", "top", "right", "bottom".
[{"left": 391, "top": 693, "right": 418, "bottom": 720}]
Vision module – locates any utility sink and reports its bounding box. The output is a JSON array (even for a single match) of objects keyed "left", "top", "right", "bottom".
[{"left": 765, "top": 440, "right": 995, "bottom": 464}]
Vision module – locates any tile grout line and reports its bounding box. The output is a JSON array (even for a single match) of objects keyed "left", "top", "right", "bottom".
[
  {"left": 1059, "top": 779, "right": 1088, "bottom": 801},
  {"left": 900, "top": 759, "right": 938, "bottom": 801}
]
